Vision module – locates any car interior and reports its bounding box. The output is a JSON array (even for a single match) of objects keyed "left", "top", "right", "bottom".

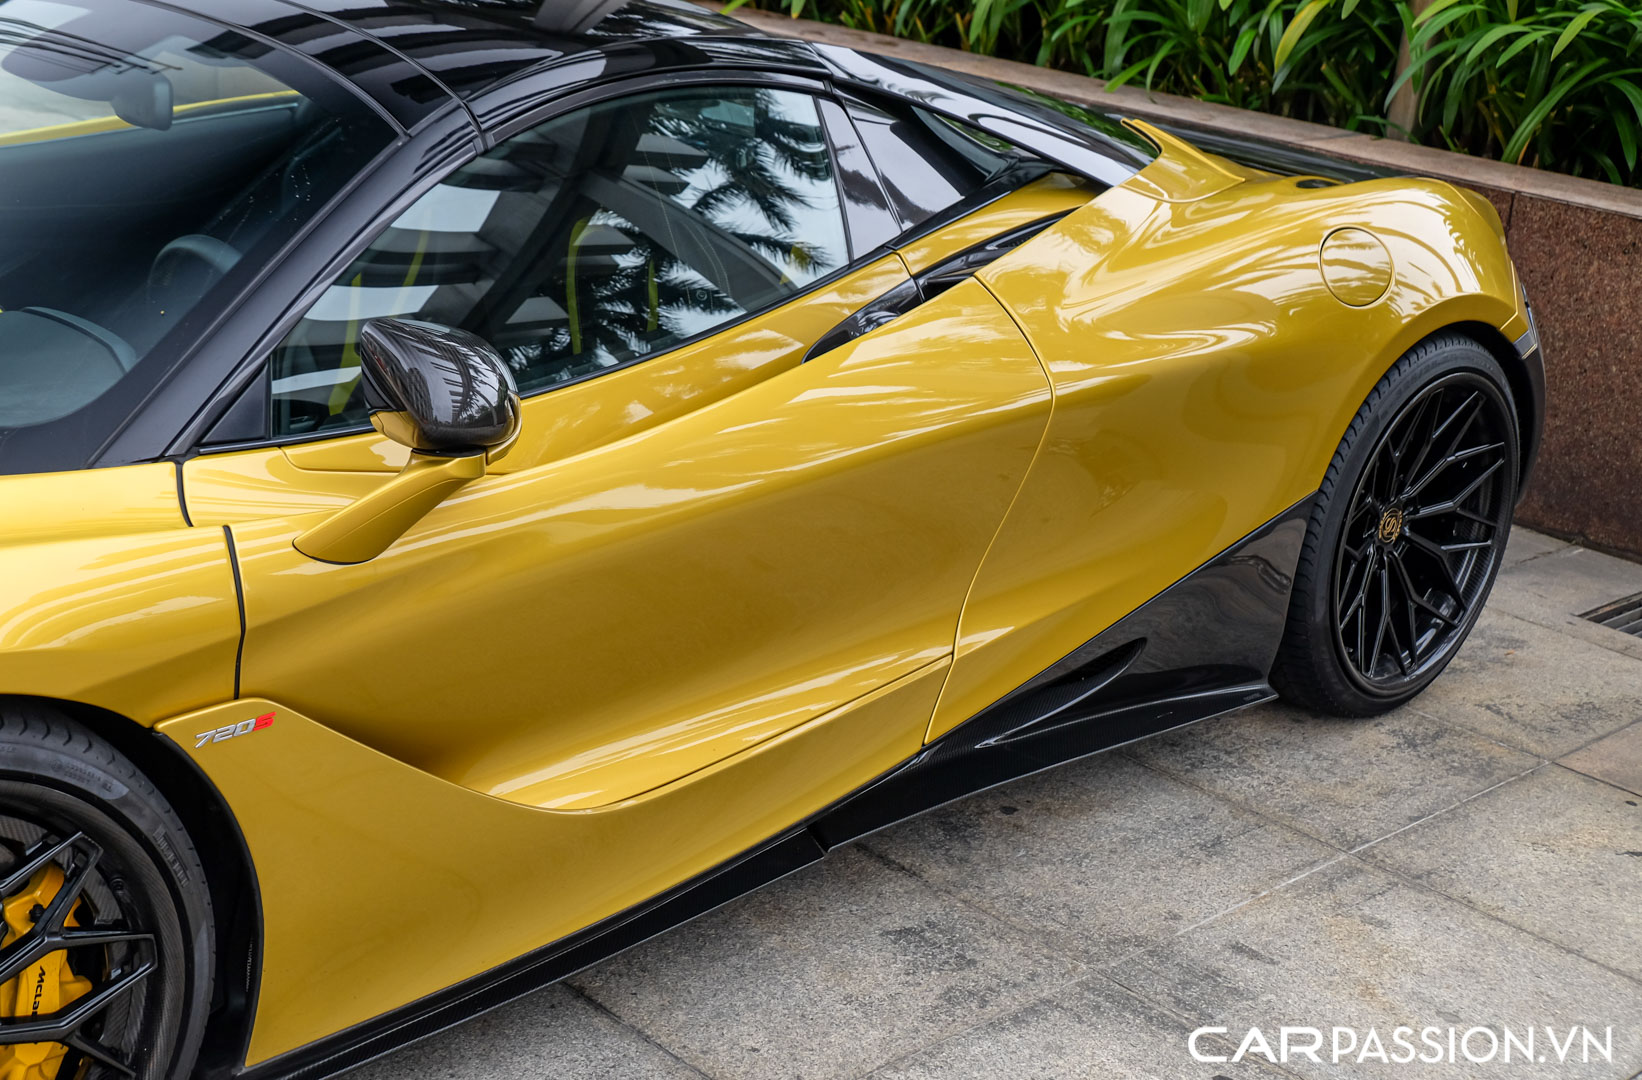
[
  {"left": 269, "top": 85, "right": 856, "bottom": 438},
  {"left": 0, "top": 16, "right": 382, "bottom": 430}
]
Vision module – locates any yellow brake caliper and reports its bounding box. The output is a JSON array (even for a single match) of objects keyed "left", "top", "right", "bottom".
[{"left": 0, "top": 866, "right": 91, "bottom": 1080}]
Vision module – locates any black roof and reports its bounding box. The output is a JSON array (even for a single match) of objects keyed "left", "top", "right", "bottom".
[
  {"left": 171, "top": 0, "right": 1157, "bottom": 192},
  {"left": 170, "top": 0, "right": 1152, "bottom": 196},
  {"left": 175, "top": 0, "right": 797, "bottom": 130}
]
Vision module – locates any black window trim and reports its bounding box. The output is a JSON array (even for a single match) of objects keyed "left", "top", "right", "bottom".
[
  {"left": 833, "top": 86, "right": 1083, "bottom": 255},
  {"left": 160, "top": 114, "right": 479, "bottom": 460},
  {"left": 813, "top": 44, "right": 1150, "bottom": 189},
  {"left": 803, "top": 205, "right": 1075, "bottom": 365},
  {"left": 815, "top": 96, "right": 899, "bottom": 261},
  {"left": 188, "top": 68, "right": 883, "bottom": 456}
]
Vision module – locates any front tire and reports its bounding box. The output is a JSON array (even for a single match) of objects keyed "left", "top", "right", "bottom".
[
  {"left": 1272, "top": 333, "right": 1519, "bottom": 716},
  {"left": 0, "top": 703, "right": 214, "bottom": 1080}
]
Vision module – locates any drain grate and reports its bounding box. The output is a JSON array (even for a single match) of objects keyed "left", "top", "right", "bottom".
[{"left": 1581, "top": 592, "right": 1642, "bottom": 636}]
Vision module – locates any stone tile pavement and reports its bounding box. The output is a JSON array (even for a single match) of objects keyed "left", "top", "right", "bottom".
[{"left": 357, "top": 528, "right": 1642, "bottom": 1080}]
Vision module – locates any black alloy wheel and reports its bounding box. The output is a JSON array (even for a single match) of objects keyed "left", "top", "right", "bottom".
[
  {"left": 1273, "top": 334, "right": 1520, "bottom": 716},
  {"left": 1333, "top": 370, "right": 1515, "bottom": 689},
  {"left": 0, "top": 706, "right": 214, "bottom": 1080}
]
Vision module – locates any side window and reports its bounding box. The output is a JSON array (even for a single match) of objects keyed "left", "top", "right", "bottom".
[
  {"left": 843, "top": 100, "right": 1021, "bottom": 231},
  {"left": 270, "top": 86, "right": 850, "bottom": 438}
]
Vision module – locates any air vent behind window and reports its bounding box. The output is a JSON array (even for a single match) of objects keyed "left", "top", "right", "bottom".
[{"left": 804, "top": 210, "right": 1074, "bottom": 364}]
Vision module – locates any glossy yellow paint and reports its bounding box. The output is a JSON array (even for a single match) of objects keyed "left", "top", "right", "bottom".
[
  {"left": 1319, "top": 226, "right": 1394, "bottom": 306},
  {"left": 265, "top": 253, "right": 914, "bottom": 478},
  {"left": 226, "top": 279, "right": 1047, "bottom": 813},
  {"left": 1, "top": 114, "right": 1535, "bottom": 1078},
  {"left": 157, "top": 662, "right": 946, "bottom": 1064},
  {"left": 0, "top": 865, "right": 89, "bottom": 1080},
  {"left": 0, "top": 462, "right": 183, "bottom": 543},
  {"left": 1118, "top": 119, "right": 1250, "bottom": 202},
  {"left": 0, "top": 465, "right": 239, "bottom": 724},
  {"left": 927, "top": 134, "right": 1524, "bottom": 740},
  {"left": 183, "top": 448, "right": 375, "bottom": 527},
  {"left": 291, "top": 452, "right": 487, "bottom": 565},
  {"left": 893, "top": 172, "right": 1101, "bottom": 274}
]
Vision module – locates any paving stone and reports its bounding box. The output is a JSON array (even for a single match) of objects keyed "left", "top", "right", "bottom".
[
  {"left": 1499, "top": 544, "right": 1642, "bottom": 614},
  {"left": 1505, "top": 526, "right": 1574, "bottom": 568},
  {"left": 1562, "top": 722, "right": 1642, "bottom": 796},
  {"left": 1414, "top": 607, "right": 1642, "bottom": 759},
  {"left": 346, "top": 984, "right": 703, "bottom": 1080},
  {"left": 1125, "top": 701, "right": 1537, "bottom": 850},
  {"left": 863, "top": 753, "right": 1337, "bottom": 966},
  {"left": 870, "top": 974, "right": 1295, "bottom": 1080},
  {"left": 1489, "top": 545, "right": 1642, "bottom": 662},
  {"left": 1114, "top": 857, "right": 1642, "bottom": 1079},
  {"left": 1364, "top": 765, "right": 1642, "bottom": 982},
  {"left": 571, "top": 846, "right": 1084, "bottom": 1080},
  {"left": 356, "top": 528, "right": 1641, "bottom": 1079}
]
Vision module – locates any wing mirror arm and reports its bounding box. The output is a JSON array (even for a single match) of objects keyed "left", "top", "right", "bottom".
[{"left": 293, "top": 319, "right": 521, "bottom": 566}]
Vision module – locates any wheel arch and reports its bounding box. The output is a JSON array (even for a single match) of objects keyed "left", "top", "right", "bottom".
[
  {"left": 1440, "top": 319, "right": 1541, "bottom": 496},
  {"left": 0, "top": 693, "right": 261, "bottom": 1077}
]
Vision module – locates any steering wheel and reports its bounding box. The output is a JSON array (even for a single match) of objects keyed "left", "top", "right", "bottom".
[{"left": 148, "top": 234, "right": 241, "bottom": 304}]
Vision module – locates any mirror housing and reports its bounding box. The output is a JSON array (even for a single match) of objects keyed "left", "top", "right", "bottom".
[
  {"left": 358, "top": 318, "right": 521, "bottom": 459},
  {"left": 293, "top": 319, "right": 522, "bottom": 565}
]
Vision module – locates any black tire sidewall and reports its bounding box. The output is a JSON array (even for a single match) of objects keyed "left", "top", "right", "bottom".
[
  {"left": 0, "top": 716, "right": 214, "bottom": 1080},
  {"left": 1284, "top": 337, "right": 1519, "bottom": 714}
]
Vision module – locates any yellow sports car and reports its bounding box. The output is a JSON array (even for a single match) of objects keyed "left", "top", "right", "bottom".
[{"left": 0, "top": 0, "right": 1542, "bottom": 1077}]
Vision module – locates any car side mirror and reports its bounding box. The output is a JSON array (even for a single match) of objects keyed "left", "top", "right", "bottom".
[{"left": 293, "top": 319, "right": 521, "bottom": 565}]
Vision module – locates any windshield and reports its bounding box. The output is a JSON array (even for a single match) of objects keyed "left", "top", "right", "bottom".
[{"left": 0, "top": 0, "right": 394, "bottom": 464}]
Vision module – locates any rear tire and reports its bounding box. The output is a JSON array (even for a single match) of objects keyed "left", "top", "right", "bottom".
[
  {"left": 1272, "top": 334, "right": 1519, "bottom": 716},
  {"left": 0, "top": 702, "right": 214, "bottom": 1080}
]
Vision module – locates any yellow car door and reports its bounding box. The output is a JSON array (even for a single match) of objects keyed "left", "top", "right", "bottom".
[
  {"left": 185, "top": 82, "right": 1059, "bottom": 809},
  {"left": 170, "top": 85, "right": 1125, "bottom": 1058}
]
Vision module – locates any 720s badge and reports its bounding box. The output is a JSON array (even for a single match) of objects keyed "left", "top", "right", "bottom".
[{"left": 195, "top": 711, "right": 276, "bottom": 749}]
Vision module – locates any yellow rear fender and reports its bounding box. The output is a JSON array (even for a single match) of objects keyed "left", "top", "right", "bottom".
[
  {"left": 1120, "top": 118, "right": 1251, "bottom": 202},
  {"left": 929, "top": 162, "right": 1524, "bottom": 741}
]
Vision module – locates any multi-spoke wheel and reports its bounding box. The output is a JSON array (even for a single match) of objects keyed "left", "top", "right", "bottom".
[
  {"left": 1273, "top": 334, "right": 1520, "bottom": 716},
  {"left": 0, "top": 706, "right": 214, "bottom": 1080}
]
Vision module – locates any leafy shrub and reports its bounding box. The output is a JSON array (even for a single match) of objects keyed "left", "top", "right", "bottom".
[
  {"left": 740, "top": 0, "right": 1642, "bottom": 186},
  {"left": 1401, "top": 0, "right": 1642, "bottom": 183}
]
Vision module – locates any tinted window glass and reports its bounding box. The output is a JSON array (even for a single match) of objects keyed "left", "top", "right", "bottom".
[
  {"left": 988, "top": 82, "right": 1160, "bottom": 165},
  {"left": 0, "top": 0, "right": 392, "bottom": 445},
  {"left": 816, "top": 96, "right": 900, "bottom": 255},
  {"left": 272, "top": 86, "right": 849, "bottom": 438},
  {"left": 845, "top": 99, "right": 1020, "bottom": 230}
]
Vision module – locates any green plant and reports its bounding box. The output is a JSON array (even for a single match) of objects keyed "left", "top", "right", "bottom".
[
  {"left": 730, "top": 0, "right": 1018, "bottom": 53},
  {"left": 742, "top": 0, "right": 1642, "bottom": 186},
  {"left": 1399, "top": 0, "right": 1642, "bottom": 183},
  {"left": 1095, "top": 0, "right": 1399, "bottom": 129}
]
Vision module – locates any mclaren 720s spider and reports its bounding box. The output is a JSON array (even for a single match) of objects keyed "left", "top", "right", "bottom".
[{"left": 0, "top": 0, "right": 1543, "bottom": 1076}]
